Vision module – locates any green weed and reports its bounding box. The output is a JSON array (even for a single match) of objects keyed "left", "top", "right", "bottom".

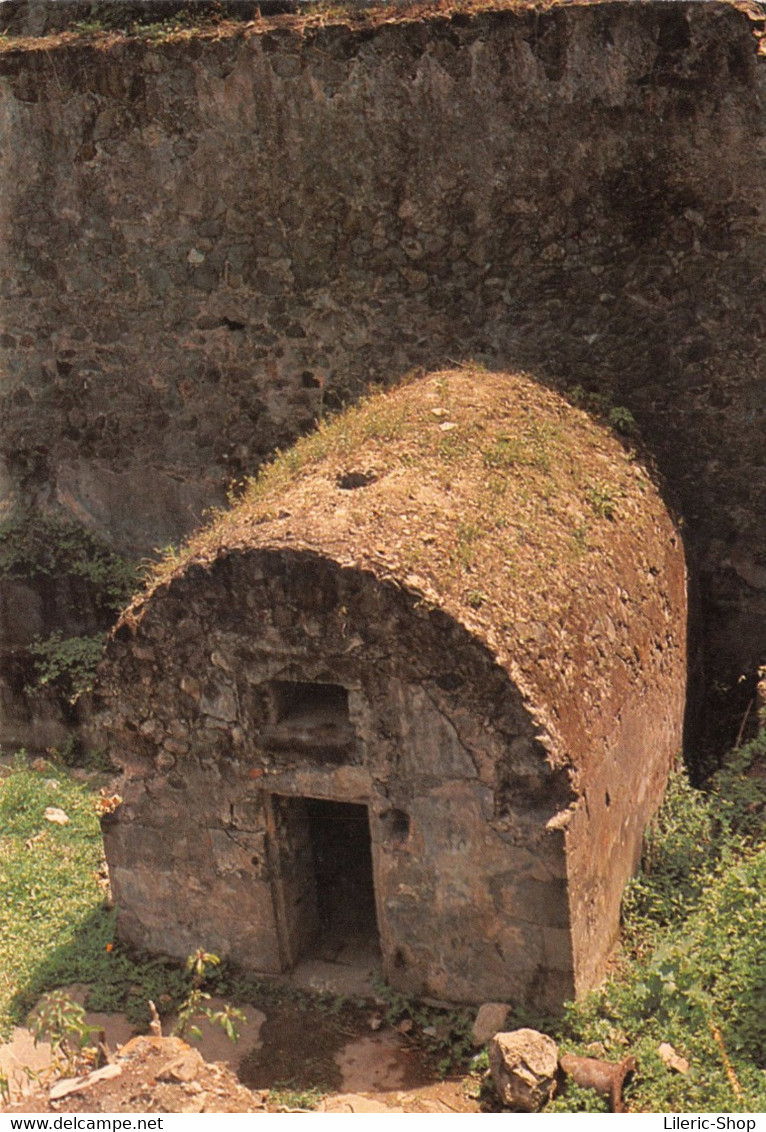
[
  {"left": 174, "top": 950, "right": 246, "bottom": 1044},
  {"left": 266, "top": 1083, "right": 325, "bottom": 1111},
  {"left": 28, "top": 991, "right": 102, "bottom": 1078},
  {"left": 585, "top": 481, "right": 618, "bottom": 520},
  {"left": 568, "top": 385, "right": 637, "bottom": 437},
  {"left": 26, "top": 632, "right": 105, "bottom": 705},
  {"left": 373, "top": 981, "right": 474, "bottom": 1075},
  {"left": 550, "top": 733, "right": 766, "bottom": 1112}
]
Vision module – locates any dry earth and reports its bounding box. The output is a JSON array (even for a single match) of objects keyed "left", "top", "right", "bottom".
[{"left": 2, "top": 993, "right": 480, "bottom": 1114}]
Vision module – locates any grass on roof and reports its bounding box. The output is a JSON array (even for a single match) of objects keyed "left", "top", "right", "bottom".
[{"left": 141, "top": 367, "right": 653, "bottom": 653}]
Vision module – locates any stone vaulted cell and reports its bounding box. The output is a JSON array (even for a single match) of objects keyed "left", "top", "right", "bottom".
[{"left": 95, "top": 370, "right": 687, "bottom": 1011}]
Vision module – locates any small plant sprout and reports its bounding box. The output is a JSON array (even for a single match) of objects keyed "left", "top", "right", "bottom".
[
  {"left": 28, "top": 991, "right": 102, "bottom": 1078},
  {"left": 585, "top": 482, "right": 618, "bottom": 520},
  {"left": 173, "top": 950, "right": 246, "bottom": 1044}
]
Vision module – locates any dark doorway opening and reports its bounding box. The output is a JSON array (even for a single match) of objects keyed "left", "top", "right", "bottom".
[{"left": 305, "top": 799, "right": 379, "bottom": 964}]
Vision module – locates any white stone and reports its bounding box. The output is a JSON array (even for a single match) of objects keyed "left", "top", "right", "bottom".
[
  {"left": 489, "top": 1028, "right": 559, "bottom": 1111},
  {"left": 44, "top": 807, "right": 69, "bottom": 825}
]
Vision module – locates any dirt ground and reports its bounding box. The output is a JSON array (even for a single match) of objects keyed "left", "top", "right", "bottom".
[{"left": 1, "top": 991, "right": 483, "bottom": 1114}]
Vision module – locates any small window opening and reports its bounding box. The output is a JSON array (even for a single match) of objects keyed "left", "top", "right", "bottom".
[
  {"left": 273, "top": 681, "right": 348, "bottom": 725},
  {"left": 262, "top": 681, "right": 356, "bottom": 762}
]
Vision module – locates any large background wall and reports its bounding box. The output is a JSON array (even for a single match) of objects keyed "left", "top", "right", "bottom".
[{"left": 0, "top": 0, "right": 764, "bottom": 748}]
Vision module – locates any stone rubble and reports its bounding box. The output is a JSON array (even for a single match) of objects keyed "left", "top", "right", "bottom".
[
  {"left": 488, "top": 1028, "right": 560, "bottom": 1112},
  {"left": 471, "top": 1002, "right": 511, "bottom": 1046}
]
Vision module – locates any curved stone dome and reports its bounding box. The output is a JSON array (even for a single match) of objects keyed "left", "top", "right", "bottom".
[{"left": 97, "top": 369, "right": 686, "bottom": 1008}]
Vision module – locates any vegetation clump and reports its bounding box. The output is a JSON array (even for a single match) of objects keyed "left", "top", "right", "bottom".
[
  {"left": 1, "top": 733, "right": 764, "bottom": 1110},
  {"left": 27, "top": 991, "right": 103, "bottom": 1081},
  {"left": 0, "top": 508, "right": 137, "bottom": 605},
  {"left": 26, "top": 633, "right": 106, "bottom": 706},
  {"left": 0, "top": 507, "right": 141, "bottom": 707},
  {"left": 550, "top": 731, "right": 766, "bottom": 1113}
]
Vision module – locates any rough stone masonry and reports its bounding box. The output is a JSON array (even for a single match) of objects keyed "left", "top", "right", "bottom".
[
  {"left": 0, "top": 1, "right": 764, "bottom": 751},
  {"left": 96, "top": 370, "right": 687, "bottom": 1008}
]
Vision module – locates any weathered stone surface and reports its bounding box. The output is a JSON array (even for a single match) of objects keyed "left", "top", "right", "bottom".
[
  {"left": 156, "top": 1048, "right": 204, "bottom": 1084},
  {"left": 472, "top": 1003, "right": 511, "bottom": 1047},
  {"left": 0, "top": 1, "right": 763, "bottom": 744},
  {"left": 489, "top": 1029, "right": 559, "bottom": 1111},
  {"left": 96, "top": 371, "right": 686, "bottom": 1010}
]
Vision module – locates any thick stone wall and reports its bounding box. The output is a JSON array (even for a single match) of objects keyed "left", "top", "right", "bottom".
[
  {"left": 100, "top": 550, "right": 575, "bottom": 1008},
  {"left": 1, "top": 1, "right": 765, "bottom": 735},
  {"left": 97, "top": 370, "right": 687, "bottom": 1006}
]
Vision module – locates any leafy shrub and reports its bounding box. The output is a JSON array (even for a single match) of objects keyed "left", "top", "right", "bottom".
[
  {"left": 28, "top": 991, "right": 102, "bottom": 1077},
  {"left": 0, "top": 509, "right": 142, "bottom": 712},
  {"left": 547, "top": 1080, "right": 610, "bottom": 1113},
  {"left": 27, "top": 632, "right": 105, "bottom": 704},
  {"left": 622, "top": 771, "right": 718, "bottom": 940},
  {"left": 0, "top": 508, "right": 138, "bottom": 611},
  {"left": 710, "top": 729, "right": 766, "bottom": 844},
  {"left": 174, "top": 950, "right": 245, "bottom": 1044},
  {"left": 552, "top": 733, "right": 766, "bottom": 1113}
]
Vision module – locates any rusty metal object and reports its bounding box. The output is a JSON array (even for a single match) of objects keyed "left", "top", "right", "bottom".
[{"left": 559, "top": 1053, "right": 637, "bottom": 1113}]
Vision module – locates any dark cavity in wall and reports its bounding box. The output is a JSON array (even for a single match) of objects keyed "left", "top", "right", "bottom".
[
  {"left": 262, "top": 681, "right": 357, "bottom": 761},
  {"left": 286, "top": 797, "right": 380, "bottom": 966}
]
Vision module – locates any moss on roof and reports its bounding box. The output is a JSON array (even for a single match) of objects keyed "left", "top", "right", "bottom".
[{"left": 135, "top": 368, "right": 680, "bottom": 756}]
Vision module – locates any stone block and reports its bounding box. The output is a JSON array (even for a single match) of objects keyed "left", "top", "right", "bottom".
[
  {"left": 471, "top": 1002, "right": 510, "bottom": 1046},
  {"left": 489, "top": 1029, "right": 559, "bottom": 1112}
]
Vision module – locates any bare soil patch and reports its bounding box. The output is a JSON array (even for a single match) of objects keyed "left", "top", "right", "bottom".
[{"left": 3, "top": 988, "right": 482, "bottom": 1113}]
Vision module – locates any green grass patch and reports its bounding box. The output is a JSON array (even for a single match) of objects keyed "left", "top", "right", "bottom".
[
  {"left": 0, "top": 757, "right": 196, "bottom": 1035},
  {"left": 265, "top": 1083, "right": 325, "bottom": 1112},
  {"left": 549, "top": 731, "right": 766, "bottom": 1113},
  {"left": 0, "top": 759, "right": 111, "bottom": 1036}
]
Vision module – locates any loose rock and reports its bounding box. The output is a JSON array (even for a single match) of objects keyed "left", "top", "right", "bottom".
[
  {"left": 156, "top": 1048, "right": 204, "bottom": 1084},
  {"left": 49, "top": 1064, "right": 122, "bottom": 1101},
  {"left": 44, "top": 808, "right": 69, "bottom": 826},
  {"left": 658, "top": 1042, "right": 690, "bottom": 1075},
  {"left": 472, "top": 1002, "right": 510, "bottom": 1046},
  {"left": 489, "top": 1028, "right": 559, "bottom": 1111}
]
